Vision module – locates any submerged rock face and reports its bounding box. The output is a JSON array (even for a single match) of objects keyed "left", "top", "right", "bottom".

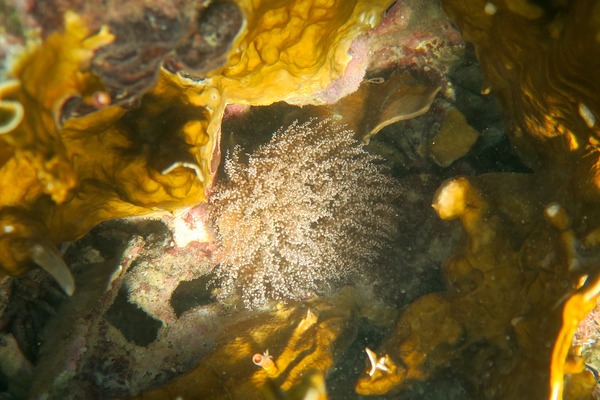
[
  {"left": 355, "top": 1, "right": 600, "bottom": 399},
  {"left": 14, "top": 1, "right": 599, "bottom": 399},
  {"left": 134, "top": 287, "right": 368, "bottom": 400}
]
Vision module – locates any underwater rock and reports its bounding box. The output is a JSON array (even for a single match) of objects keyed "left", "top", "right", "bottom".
[
  {"left": 428, "top": 107, "right": 480, "bottom": 167},
  {"left": 365, "top": 0, "right": 464, "bottom": 84},
  {"left": 22, "top": 211, "right": 396, "bottom": 399},
  {"left": 0, "top": 332, "right": 33, "bottom": 398},
  {"left": 134, "top": 287, "right": 391, "bottom": 400},
  {"left": 92, "top": 1, "right": 244, "bottom": 104},
  {"left": 27, "top": 220, "right": 218, "bottom": 398},
  {"left": 27, "top": 1, "right": 243, "bottom": 105}
]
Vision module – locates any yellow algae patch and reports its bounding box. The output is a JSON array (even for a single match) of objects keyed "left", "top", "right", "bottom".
[
  {"left": 0, "top": 11, "right": 114, "bottom": 204},
  {"left": 64, "top": 72, "right": 221, "bottom": 207},
  {"left": 429, "top": 108, "right": 480, "bottom": 167},
  {"left": 217, "top": 0, "right": 393, "bottom": 106},
  {"left": 13, "top": 12, "right": 114, "bottom": 116},
  {"left": 35, "top": 71, "right": 224, "bottom": 244},
  {"left": 0, "top": 12, "right": 223, "bottom": 275}
]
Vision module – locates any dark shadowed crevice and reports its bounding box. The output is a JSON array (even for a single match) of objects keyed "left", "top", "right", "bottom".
[
  {"left": 170, "top": 275, "right": 216, "bottom": 317},
  {"left": 104, "top": 287, "right": 162, "bottom": 347}
]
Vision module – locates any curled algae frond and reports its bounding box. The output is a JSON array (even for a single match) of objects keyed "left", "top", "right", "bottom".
[
  {"left": 360, "top": 72, "right": 441, "bottom": 141},
  {"left": 40, "top": 70, "right": 224, "bottom": 247},
  {"left": 550, "top": 275, "right": 600, "bottom": 400},
  {"left": 0, "top": 11, "right": 220, "bottom": 284},
  {"left": 308, "top": 71, "right": 442, "bottom": 142},
  {"left": 0, "top": 12, "right": 221, "bottom": 285},
  {"left": 544, "top": 203, "right": 600, "bottom": 400},
  {"left": 0, "top": 81, "right": 24, "bottom": 135},
  {"left": 0, "top": 11, "right": 115, "bottom": 286}
]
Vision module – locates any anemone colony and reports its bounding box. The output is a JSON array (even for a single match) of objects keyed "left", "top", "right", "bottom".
[{"left": 209, "top": 119, "right": 400, "bottom": 308}]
